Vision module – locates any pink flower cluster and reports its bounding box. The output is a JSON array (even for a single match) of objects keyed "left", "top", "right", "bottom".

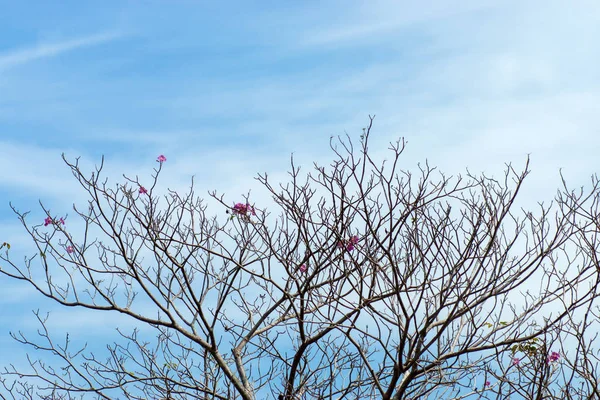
[
  {"left": 44, "top": 217, "right": 65, "bottom": 227},
  {"left": 232, "top": 203, "right": 256, "bottom": 217},
  {"left": 66, "top": 246, "right": 74, "bottom": 254},
  {"left": 547, "top": 351, "right": 560, "bottom": 364},
  {"left": 337, "top": 235, "right": 359, "bottom": 252},
  {"left": 299, "top": 264, "right": 308, "bottom": 273},
  {"left": 139, "top": 186, "right": 148, "bottom": 194}
]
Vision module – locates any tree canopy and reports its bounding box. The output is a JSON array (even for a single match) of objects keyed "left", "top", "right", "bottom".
[{"left": 1, "top": 118, "right": 600, "bottom": 399}]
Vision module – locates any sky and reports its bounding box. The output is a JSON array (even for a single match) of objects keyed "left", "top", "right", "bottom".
[{"left": 1, "top": 0, "right": 600, "bottom": 397}]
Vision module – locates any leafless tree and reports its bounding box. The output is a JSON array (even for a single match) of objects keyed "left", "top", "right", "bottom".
[{"left": 1, "top": 117, "right": 599, "bottom": 399}]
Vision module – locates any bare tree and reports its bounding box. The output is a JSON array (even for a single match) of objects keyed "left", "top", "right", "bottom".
[{"left": 1, "top": 117, "right": 599, "bottom": 399}]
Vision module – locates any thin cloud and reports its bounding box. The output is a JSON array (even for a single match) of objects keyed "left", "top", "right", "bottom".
[
  {"left": 0, "top": 31, "right": 123, "bottom": 71},
  {"left": 298, "top": 1, "right": 493, "bottom": 48}
]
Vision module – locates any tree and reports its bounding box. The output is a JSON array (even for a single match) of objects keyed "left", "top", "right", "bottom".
[{"left": 1, "top": 117, "right": 599, "bottom": 399}]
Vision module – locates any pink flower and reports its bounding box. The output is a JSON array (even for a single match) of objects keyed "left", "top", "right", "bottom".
[
  {"left": 139, "top": 186, "right": 148, "bottom": 194},
  {"left": 59, "top": 217, "right": 65, "bottom": 225},
  {"left": 44, "top": 217, "right": 53, "bottom": 226},
  {"left": 341, "top": 235, "right": 360, "bottom": 252},
  {"left": 484, "top": 381, "right": 491, "bottom": 387},
  {"left": 547, "top": 351, "right": 560, "bottom": 364},
  {"left": 157, "top": 154, "right": 167, "bottom": 163},
  {"left": 336, "top": 235, "right": 359, "bottom": 251},
  {"left": 512, "top": 357, "right": 520, "bottom": 366},
  {"left": 232, "top": 202, "right": 255, "bottom": 216},
  {"left": 66, "top": 246, "right": 74, "bottom": 254},
  {"left": 299, "top": 264, "right": 307, "bottom": 273}
]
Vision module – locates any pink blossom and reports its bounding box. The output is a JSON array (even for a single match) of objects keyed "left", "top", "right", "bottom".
[
  {"left": 139, "top": 186, "right": 148, "bottom": 194},
  {"left": 346, "top": 236, "right": 359, "bottom": 251},
  {"left": 299, "top": 264, "right": 307, "bottom": 273},
  {"left": 44, "top": 217, "right": 53, "bottom": 226},
  {"left": 157, "top": 154, "right": 167, "bottom": 163},
  {"left": 512, "top": 357, "right": 520, "bottom": 366},
  {"left": 336, "top": 241, "right": 345, "bottom": 249},
  {"left": 547, "top": 351, "right": 560, "bottom": 364},
  {"left": 484, "top": 381, "right": 491, "bottom": 387},
  {"left": 233, "top": 203, "right": 246, "bottom": 214},
  {"left": 66, "top": 246, "right": 74, "bottom": 254},
  {"left": 59, "top": 217, "right": 65, "bottom": 225},
  {"left": 232, "top": 202, "right": 255, "bottom": 217}
]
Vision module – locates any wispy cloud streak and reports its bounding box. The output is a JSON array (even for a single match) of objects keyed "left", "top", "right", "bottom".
[{"left": 0, "top": 31, "right": 123, "bottom": 71}]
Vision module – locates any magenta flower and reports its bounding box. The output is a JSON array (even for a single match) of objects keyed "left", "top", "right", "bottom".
[
  {"left": 484, "top": 381, "right": 491, "bottom": 387},
  {"left": 59, "top": 217, "right": 65, "bottom": 225},
  {"left": 347, "top": 237, "right": 358, "bottom": 250},
  {"left": 157, "top": 154, "right": 167, "bottom": 163},
  {"left": 139, "top": 186, "right": 148, "bottom": 194},
  {"left": 512, "top": 357, "right": 520, "bottom": 366},
  {"left": 232, "top": 202, "right": 255, "bottom": 217},
  {"left": 44, "top": 217, "right": 53, "bottom": 226},
  {"left": 299, "top": 264, "right": 308, "bottom": 273},
  {"left": 66, "top": 246, "right": 74, "bottom": 254},
  {"left": 547, "top": 351, "right": 560, "bottom": 364},
  {"left": 336, "top": 241, "right": 344, "bottom": 249}
]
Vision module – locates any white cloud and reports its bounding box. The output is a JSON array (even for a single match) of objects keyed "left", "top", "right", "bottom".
[
  {"left": 0, "top": 31, "right": 124, "bottom": 71},
  {"left": 297, "top": 0, "right": 496, "bottom": 48},
  {"left": 0, "top": 141, "right": 84, "bottom": 199}
]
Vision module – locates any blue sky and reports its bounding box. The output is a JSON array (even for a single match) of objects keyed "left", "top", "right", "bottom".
[{"left": 1, "top": 0, "right": 600, "bottom": 396}]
